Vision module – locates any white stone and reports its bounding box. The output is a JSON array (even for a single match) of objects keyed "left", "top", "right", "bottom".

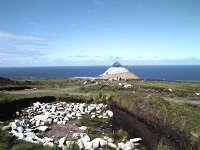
[
  {"left": 59, "top": 137, "right": 67, "bottom": 147},
  {"left": 91, "top": 139, "right": 100, "bottom": 149},
  {"left": 169, "top": 88, "right": 173, "bottom": 92},
  {"left": 43, "top": 142, "right": 55, "bottom": 148},
  {"left": 83, "top": 141, "right": 93, "bottom": 149},
  {"left": 43, "top": 137, "right": 54, "bottom": 143},
  {"left": 24, "top": 132, "right": 37, "bottom": 139},
  {"left": 92, "top": 138, "right": 107, "bottom": 148},
  {"left": 33, "top": 101, "right": 42, "bottom": 108},
  {"left": 47, "top": 118, "right": 53, "bottom": 124},
  {"left": 129, "top": 138, "right": 142, "bottom": 143},
  {"left": 66, "top": 114, "right": 72, "bottom": 118},
  {"left": 96, "top": 110, "right": 102, "bottom": 114},
  {"left": 77, "top": 139, "right": 84, "bottom": 149},
  {"left": 107, "top": 137, "right": 114, "bottom": 143},
  {"left": 103, "top": 136, "right": 109, "bottom": 140},
  {"left": 79, "top": 126, "right": 87, "bottom": 131},
  {"left": 17, "top": 126, "right": 24, "bottom": 133},
  {"left": 76, "top": 112, "right": 82, "bottom": 117},
  {"left": 35, "top": 120, "right": 40, "bottom": 126},
  {"left": 80, "top": 134, "right": 90, "bottom": 143},
  {"left": 64, "top": 117, "right": 69, "bottom": 121},
  {"left": 108, "top": 142, "right": 117, "bottom": 149},
  {"left": 91, "top": 115, "right": 95, "bottom": 119},
  {"left": 107, "top": 110, "right": 113, "bottom": 117},
  {"left": 118, "top": 142, "right": 125, "bottom": 149},
  {"left": 57, "top": 121, "right": 63, "bottom": 124},
  {"left": 53, "top": 118, "right": 59, "bottom": 123},
  {"left": 124, "top": 84, "right": 133, "bottom": 88},
  {"left": 124, "top": 141, "right": 134, "bottom": 150},
  {"left": 37, "top": 126, "right": 49, "bottom": 132},
  {"left": 98, "top": 115, "right": 103, "bottom": 119},
  {"left": 24, "top": 136, "right": 34, "bottom": 142},
  {"left": 103, "top": 116, "right": 108, "bottom": 119},
  {"left": 79, "top": 106, "right": 84, "bottom": 112},
  {"left": 12, "top": 130, "right": 24, "bottom": 139}
]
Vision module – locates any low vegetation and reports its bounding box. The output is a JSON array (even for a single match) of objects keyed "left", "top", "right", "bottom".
[
  {"left": 0, "top": 77, "right": 200, "bottom": 149},
  {"left": 113, "top": 92, "right": 200, "bottom": 148}
]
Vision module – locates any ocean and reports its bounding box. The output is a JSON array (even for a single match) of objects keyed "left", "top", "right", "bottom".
[{"left": 0, "top": 65, "right": 200, "bottom": 80}]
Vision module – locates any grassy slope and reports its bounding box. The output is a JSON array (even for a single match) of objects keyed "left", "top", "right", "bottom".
[
  {"left": 0, "top": 78, "right": 200, "bottom": 149},
  {"left": 112, "top": 92, "right": 200, "bottom": 147}
]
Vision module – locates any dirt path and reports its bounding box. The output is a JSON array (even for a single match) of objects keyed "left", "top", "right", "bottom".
[
  {"left": 3, "top": 84, "right": 95, "bottom": 96},
  {"left": 163, "top": 97, "right": 200, "bottom": 105}
]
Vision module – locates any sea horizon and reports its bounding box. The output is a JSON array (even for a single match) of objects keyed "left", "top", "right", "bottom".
[
  {"left": 1, "top": 64, "right": 200, "bottom": 68},
  {"left": 0, "top": 65, "right": 200, "bottom": 80}
]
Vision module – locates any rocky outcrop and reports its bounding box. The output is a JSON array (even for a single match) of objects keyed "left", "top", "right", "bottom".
[{"left": 2, "top": 101, "right": 142, "bottom": 150}]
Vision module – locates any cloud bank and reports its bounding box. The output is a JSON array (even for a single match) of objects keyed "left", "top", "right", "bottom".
[{"left": 0, "top": 31, "right": 43, "bottom": 41}]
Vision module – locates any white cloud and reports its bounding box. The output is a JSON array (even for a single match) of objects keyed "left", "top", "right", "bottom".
[{"left": 0, "top": 31, "right": 44, "bottom": 41}]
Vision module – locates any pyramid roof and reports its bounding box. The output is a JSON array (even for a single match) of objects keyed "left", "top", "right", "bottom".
[{"left": 97, "top": 62, "right": 139, "bottom": 80}]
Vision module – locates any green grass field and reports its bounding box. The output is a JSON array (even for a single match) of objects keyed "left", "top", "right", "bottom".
[{"left": 0, "top": 77, "right": 200, "bottom": 149}]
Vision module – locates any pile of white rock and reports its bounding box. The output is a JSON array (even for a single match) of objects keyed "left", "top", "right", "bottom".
[
  {"left": 59, "top": 133, "right": 142, "bottom": 150},
  {"left": 2, "top": 101, "right": 142, "bottom": 150}
]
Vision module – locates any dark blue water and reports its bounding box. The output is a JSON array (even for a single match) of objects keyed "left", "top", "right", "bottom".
[{"left": 0, "top": 66, "right": 200, "bottom": 80}]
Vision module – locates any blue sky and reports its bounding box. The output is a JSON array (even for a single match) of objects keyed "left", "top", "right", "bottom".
[{"left": 0, "top": 0, "right": 200, "bottom": 66}]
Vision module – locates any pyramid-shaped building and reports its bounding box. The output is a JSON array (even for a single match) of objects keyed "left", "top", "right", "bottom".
[{"left": 97, "top": 62, "right": 139, "bottom": 80}]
